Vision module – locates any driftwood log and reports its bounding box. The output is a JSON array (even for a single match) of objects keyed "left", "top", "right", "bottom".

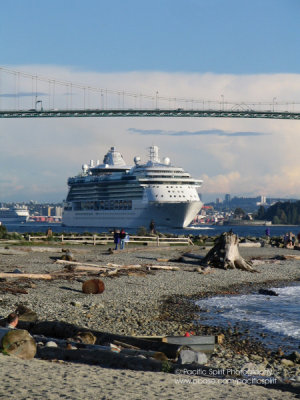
[
  {"left": 200, "top": 231, "right": 256, "bottom": 272},
  {"left": 0, "top": 273, "right": 52, "bottom": 280}
]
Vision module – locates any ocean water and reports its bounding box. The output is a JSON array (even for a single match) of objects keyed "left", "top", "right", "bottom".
[
  {"left": 3, "top": 222, "right": 300, "bottom": 238},
  {"left": 196, "top": 284, "right": 300, "bottom": 353}
]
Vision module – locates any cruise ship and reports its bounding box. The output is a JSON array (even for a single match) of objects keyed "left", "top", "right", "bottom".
[
  {"left": 0, "top": 205, "right": 29, "bottom": 224},
  {"left": 62, "top": 146, "right": 203, "bottom": 228}
]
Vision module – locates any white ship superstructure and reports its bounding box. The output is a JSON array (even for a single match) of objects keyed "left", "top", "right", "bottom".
[
  {"left": 0, "top": 205, "right": 29, "bottom": 223},
  {"left": 62, "top": 146, "right": 203, "bottom": 228}
]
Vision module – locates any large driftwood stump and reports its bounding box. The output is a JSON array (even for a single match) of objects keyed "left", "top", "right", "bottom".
[{"left": 201, "top": 231, "right": 256, "bottom": 272}]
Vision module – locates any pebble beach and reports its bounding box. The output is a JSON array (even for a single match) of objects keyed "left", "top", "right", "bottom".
[{"left": 0, "top": 241, "right": 300, "bottom": 399}]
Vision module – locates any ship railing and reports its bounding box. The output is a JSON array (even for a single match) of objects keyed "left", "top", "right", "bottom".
[{"left": 27, "top": 234, "right": 193, "bottom": 246}]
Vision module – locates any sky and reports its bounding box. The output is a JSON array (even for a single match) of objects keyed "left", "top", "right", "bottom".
[{"left": 1, "top": 0, "right": 300, "bottom": 202}]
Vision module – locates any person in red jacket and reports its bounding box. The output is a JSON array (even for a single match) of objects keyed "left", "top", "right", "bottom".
[{"left": 119, "top": 229, "right": 126, "bottom": 250}]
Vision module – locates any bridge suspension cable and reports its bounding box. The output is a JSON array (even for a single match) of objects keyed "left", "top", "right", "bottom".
[{"left": 1, "top": 66, "right": 300, "bottom": 120}]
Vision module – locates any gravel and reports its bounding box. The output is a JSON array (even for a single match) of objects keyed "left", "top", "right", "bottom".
[
  {"left": 1, "top": 243, "right": 300, "bottom": 383},
  {"left": 1, "top": 245, "right": 299, "bottom": 333}
]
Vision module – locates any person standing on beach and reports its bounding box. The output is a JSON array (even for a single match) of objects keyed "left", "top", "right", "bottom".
[
  {"left": 149, "top": 220, "right": 156, "bottom": 234},
  {"left": 119, "top": 229, "right": 126, "bottom": 250},
  {"left": 113, "top": 229, "right": 120, "bottom": 250},
  {"left": 265, "top": 227, "right": 270, "bottom": 237}
]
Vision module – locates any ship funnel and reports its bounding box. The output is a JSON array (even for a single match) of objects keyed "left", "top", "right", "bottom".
[{"left": 149, "top": 146, "right": 160, "bottom": 163}]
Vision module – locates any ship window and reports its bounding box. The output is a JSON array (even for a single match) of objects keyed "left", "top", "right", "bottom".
[{"left": 74, "top": 202, "right": 81, "bottom": 211}]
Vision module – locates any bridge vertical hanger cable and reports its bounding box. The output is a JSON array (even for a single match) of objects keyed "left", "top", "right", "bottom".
[
  {"left": 0, "top": 68, "right": 2, "bottom": 110},
  {"left": 66, "top": 82, "right": 68, "bottom": 109},
  {"left": 35, "top": 75, "right": 38, "bottom": 109},
  {"left": 48, "top": 79, "right": 50, "bottom": 110},
  {"left": 14, "top": 71, "right": 16, "bottom": 109},
  {"left": 17, "top": 72, "right": 20, "bottom": 110},
  {"left": 52, "top": 80, "right": 56, "bottom": 110}
]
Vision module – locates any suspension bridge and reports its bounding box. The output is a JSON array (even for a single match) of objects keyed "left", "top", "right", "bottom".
[{"left": 1, "top": 66, "right": 300, "bottom": 120}]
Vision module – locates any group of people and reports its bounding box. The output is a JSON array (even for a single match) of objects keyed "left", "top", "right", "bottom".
[
  {"left": 113, "top": 228, "right": 128, "bottom": 250},
  {"left": 284, "top": 232, "right": 297, "bottom": 248}
]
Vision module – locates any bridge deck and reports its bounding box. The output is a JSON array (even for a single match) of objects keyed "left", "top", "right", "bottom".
[{"left": 0, "top": 109, "right": 300, "bottom": 120}]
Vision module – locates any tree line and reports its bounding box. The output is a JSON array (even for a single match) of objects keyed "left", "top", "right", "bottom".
[{"left": 256, "top": 200, "right": 300, "bottom": 225}]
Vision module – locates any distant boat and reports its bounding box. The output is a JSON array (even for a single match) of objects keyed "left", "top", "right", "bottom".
[{"left": 0, "top": 206, "right": 29, "bottom": 224}]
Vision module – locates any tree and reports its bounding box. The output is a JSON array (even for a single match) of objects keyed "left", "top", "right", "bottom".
[
  {"left": 256, "top": 206, "right": 265, "bottom": 220},
  {"left": 234, "top": 207, "right": 246, "bottom": 218},
  {"left": 0, "top": 224, "right": 7, "bottom": 239},
  {"left": 278, "top": 209, "right": 287, "bottom": 224},
  {"left": 263, "top": 200, "right": 300, "bottom": 224}
]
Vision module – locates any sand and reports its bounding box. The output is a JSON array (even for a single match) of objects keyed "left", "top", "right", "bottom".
[{"left": 0, "top": 354, "right": 298, "bottom": 400}]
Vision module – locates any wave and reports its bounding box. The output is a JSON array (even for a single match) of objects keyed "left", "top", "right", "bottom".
[
  {"left": 186, "top": 226, "right": 214, "bottom": 230},
  {"left": 196, "top": 284, "right": 300, "bottom": 350}
]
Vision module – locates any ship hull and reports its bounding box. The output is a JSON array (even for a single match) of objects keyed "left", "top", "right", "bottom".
[
  {"left": 0, "top": 216, "right": 28, "bottom": 223},
  {"left": 62, "top": 200, "right": 202, "bottom": 229}
]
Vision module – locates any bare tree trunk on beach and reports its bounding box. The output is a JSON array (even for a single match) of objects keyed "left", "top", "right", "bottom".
[{"left": 201, "top": 231, "right": 257, "bottom": 272}]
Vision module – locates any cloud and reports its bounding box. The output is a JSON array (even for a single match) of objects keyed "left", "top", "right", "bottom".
[
  {"left": 0, "top": 92, "right": 46, "bottom": 98},
  {"left": 128, "top": 128, "right": 267, "bottom": 137}
]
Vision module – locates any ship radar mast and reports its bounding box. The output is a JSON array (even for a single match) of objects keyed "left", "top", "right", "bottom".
[{"left": 149, "top": 145, "right": 160, "bottom": 163}]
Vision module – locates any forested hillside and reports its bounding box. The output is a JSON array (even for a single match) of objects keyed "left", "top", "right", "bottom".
[{"left": 256, "top": 201, "right": 300, "bottom": 224}]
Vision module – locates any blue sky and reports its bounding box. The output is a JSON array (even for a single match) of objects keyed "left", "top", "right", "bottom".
[
  {"left": 1, "top": 0, "right": 299, "bottom": 74},
  {"left": 1, "top": 0, "right": 300, "bottom": 202}
]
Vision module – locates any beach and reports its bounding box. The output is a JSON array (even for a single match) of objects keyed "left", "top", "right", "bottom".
[{"left": 0, "top": 242, "right": 300, "bottom": 399}]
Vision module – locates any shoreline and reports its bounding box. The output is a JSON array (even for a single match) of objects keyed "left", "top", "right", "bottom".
[
  {"left": 0, "top": 242, "right": 300, "bottom": 398},
  {"left": 162, "top": 278, "right": 300, "bottom": 353}
]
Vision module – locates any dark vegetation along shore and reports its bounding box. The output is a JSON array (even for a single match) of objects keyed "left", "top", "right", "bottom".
[
  {"left": 257, "top": 200, "right": 300, "bottom": 225},
  {"left": 0, "top": 231, "right": 300, "bottom": 399}
]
